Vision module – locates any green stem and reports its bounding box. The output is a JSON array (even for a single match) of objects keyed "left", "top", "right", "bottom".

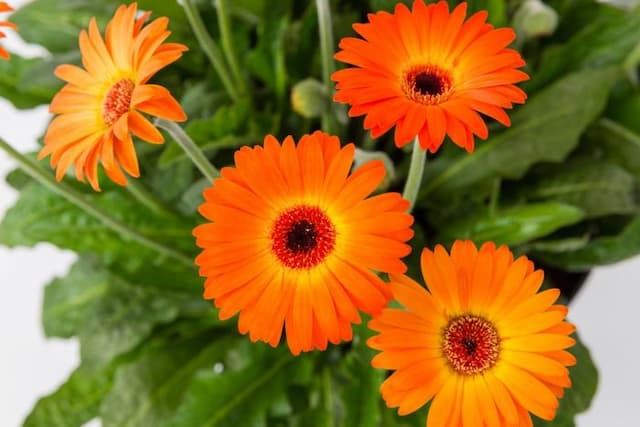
[
  {"left": 216, "top": 0, "right": 247, "bottom": 95},
  {"left": 315, "top": 0, "right": 336, "bottom": 133},
  {"left": 125, "top": 179, "right": 175, "bottom": 217},
  {"left": 489, "top": 178, "right": 501, "bottom": 217},
  {"left": 402, "top": 136, "right": 427, "bottom": 211},
  {"left": 322, "top": 368, "right": 334, "bottom": 427},
  {"left": 0, "top": 138, "right": 194, "bottom": 268},
  {"left": 182, "top": 0, "right": 240, "bottom": 102},
  {"left": 156, "top": 119, "right": 220, "bottom": 183}
]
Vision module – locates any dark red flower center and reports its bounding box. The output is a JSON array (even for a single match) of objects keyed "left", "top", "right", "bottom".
[
  {"left": 442, "top": 314, "right": 500, "bottom": 375},
  {"left": 402, "top": 65, "right": 453, "bottom": 105},
  {"left": 271, "top": 206, "right": 336, "bottom": 269},
  {"left": 103, "top": 78, "right": 135, "bottom": 126}
]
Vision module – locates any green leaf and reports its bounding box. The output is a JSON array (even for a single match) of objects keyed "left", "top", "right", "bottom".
[
  {"left": 584, "top": 118, "right": 640, "bottom": 175},
  {"left": 166, "top": 348, "right": 311, "bottom": 427},
  {"left": 42, "top": 257, "right": 191, "bottom": 369},
  {"left": 4, "top": 167, "right": 32, "bottom": 191},
  {"left": 158, "top": 101, "right": 253, "bottom": 168},
  {"left": 246, "top": 4, "right": 290, "bottom": 102},
  {"left": 0, "top": 183, "right": 195, "bottom": 267},
  {"left": 421, "top": 68, "right": 617, "bottom": 198},
  {"left": 100, "top": 329, "right": 235, "bottom": 427},
  {"left": 607, "top": 92, "right": 640, "bottom": 135},
  {"left": 11, "top": 0, "right": 113, "bottom": 53},
  {"left": 0, "top": 55, "right": 60, "bottom": 108},
  {"left": 534, "top": 335, "right": 598, "bottom": 426},
  {"left": 78, "top": 278, "right": 185, "bottom": 371},
  {"left": 440, "top": 202, "right": 585, "bottom": 246},
  {"left": 336, "top": 326, "right": 383, "bottom": 427},
  {"left": 527, "top": 4, "right": 640, "bottom": 91},
  {"left": 526, "top": 159, "right": 636, "bottom": 218},
  {"left": 535, "top": 216, "right": 640, "bottom": 270},
  {"left": 24, "top": 365, "right": 114, "bottom": 427},
  {"left": 42, "top": 259, "right": 110, "bottom": 338}
]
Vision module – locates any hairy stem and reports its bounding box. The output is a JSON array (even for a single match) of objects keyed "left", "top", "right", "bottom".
[
  {"left": 0, "top": 138, "right": 194, "bottom": 268},
  {"left": 315, "top": 0, "right": 336, "bottom": 133},
  {"left": 182, "top": 0, "right": 240, "bottom": 101},
  {"left": 156, "top": 119, "right": 220, "bottom": 183},
  {"left": 402, "top": 136, "right": 427, "bottom": 211},
  {"left": 216, "top": 0, "right": 247, "bottom": 95}
]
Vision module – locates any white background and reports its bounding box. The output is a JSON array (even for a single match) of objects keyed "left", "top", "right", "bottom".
[{"left": 1, "top": 1, "right": 639, "bottom": 426}]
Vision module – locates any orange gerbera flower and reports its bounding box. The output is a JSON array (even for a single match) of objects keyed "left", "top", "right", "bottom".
[
  {"left": 369, "top": 241, "right": 576, "bottom": 427},
  {"left": 332, "top": 0, "right": 528, "bottom": 153},
  {"left": 38, "top": 2, "right": 187, "bottom": 190},
  {"left": 0, "top": 2, "right": 16, "bottom": 60},
  {"left": 193, "top": 131, "right": 414, "bottom": 355}
]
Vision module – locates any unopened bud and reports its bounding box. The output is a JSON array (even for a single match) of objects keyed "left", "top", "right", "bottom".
[
  {"left": 513, "top": 0, "right": 558, "bottom": 39},
  {"left": 291, "top": 78, "right": 327, "bottom": 118}
]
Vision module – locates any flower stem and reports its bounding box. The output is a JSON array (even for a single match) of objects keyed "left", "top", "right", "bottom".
[
  {"left": 0, "top": 138, "right": 194, "bottom": 268},
  {"left": 489, "top": 178, "right": 501, "bottom": 217},
  {"left": 315, "top": 0, "right": 336, "bottom": 133},
  {"left": 125, "top": 179, "right": 175, "bottom": 218},
  {"left": 402, "top": 136, "right": 427, "bottom": 211},
  {"left": 216, "top": 0, "right": 247, "bottom": 95},
  {"left": 182, "top": 0, "right": 240, "bottom": 102},
  {"left": 156, "top": 119, "right": 220, "bottom": 183},
  {"left": 322, "top": 368, "right": 334, "bottom": 427}
]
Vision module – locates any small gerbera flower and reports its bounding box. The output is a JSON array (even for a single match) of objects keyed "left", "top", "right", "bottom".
[
  {"left": 38, "top": 2, "right": 187, "bottom": 190},
  {"left": 193, "top": 131, "right": 414, "bottom": 355},
  {"left": 332, "top": 0, "right": 529, "bottom": 153},
  {"left": 0, "top": 2, "right": 17, "bottom": 60},
  {"left": 369, "top": 240, "right": 576, "bottom": 427}
]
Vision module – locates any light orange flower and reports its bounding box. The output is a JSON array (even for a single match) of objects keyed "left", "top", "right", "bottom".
[
  {"left": 369, "top": 240, "right": 576, "bottom": 427},
  {"left": 332, "top": 0, "right": 528, "bottom": 153},
  {"left": 0, "top": 2, "right": 16, "bottom": 60},
  {"left": 193, "top": 131, "right": 414, "bottom": 355},
  {"left": 38, "top": 3, "right": 187, "bottom": 190}
]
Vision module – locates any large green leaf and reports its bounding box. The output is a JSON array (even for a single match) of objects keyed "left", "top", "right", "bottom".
[
  {"left": 166, "top": 347, "right": 311, "bottom": 427},
  {"left": 525, "top": 159, "right": 636, "bottom": 218},
  {"left": 0, "top": 183, "right": 195, "bottom": 266},
  {"left": 527, "top": 3, "right": 640, "bottom": 91},
  {"left": 42, "top": 259, "right": 110, "bottom": 338},
  {"left": 420, "top": 68, "right": 617, "bottom": 198},
  {"left": 78, "top": 281, "right": 185, "bottom": 371},
  {"left": 439, "top": 202, "right": 585, "bottom": 246},
  {"left": 42, "top": 257, "right": 192, "bottom": 369},
  {"left": 534, "top": 335, "right": 598, "bottom": 426},
  {"left": 583, "top": 118, "right": 640, "bottom": 175},
  {"left": 23, "top": 365, "right": 114, "bottom": 427},
  {"left": 607, "top": 92, "right": 640, "bottom": 135},
  {"left": 0, "top": 55, "right": 60, "bottom": 108},
  {"left": 100, "top": 329, "right": 235, "bottom": 427},
  {"left": 535, "top": 216, "right": 640, "bottom": 271},
  {"left": 10, "top": 0, "right": 113, "bottom": 53}
]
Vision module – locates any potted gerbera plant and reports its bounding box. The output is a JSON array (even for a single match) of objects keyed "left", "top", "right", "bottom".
[{"left": 1, "top": 0, "right": 638, "bottom": 425}]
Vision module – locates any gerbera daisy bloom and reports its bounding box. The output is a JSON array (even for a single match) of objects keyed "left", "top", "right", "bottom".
[
  {"left": 369, "top": 240, "right": 576, "bottom": 427},
  {"left": 0, "top": 2, "right": 16, "bottom": 60},
  {"left": 193, "top": 131, "right": 414, "bottom": 355},
  {"left": 37, "top": 2, "right": 187, "bottom": 190},
  {"left": 332, "top": 0, "right": 529, "bottom": 153}
]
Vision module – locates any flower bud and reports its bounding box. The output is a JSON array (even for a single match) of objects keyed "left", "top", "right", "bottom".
[
  {"left": 513, "top": 0, "right": 558, "bottom": 39},
  {"left": 291, "top": 78, "right": 327, "bottom": 118}
]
